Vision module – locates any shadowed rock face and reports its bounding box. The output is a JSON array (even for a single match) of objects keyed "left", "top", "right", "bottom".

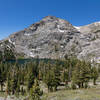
[{"left": 1, "top": 16, "right": 100, "bottom": 62}]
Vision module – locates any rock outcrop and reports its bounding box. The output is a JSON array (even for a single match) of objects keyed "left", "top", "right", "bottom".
[{"left": 1, "top": 16, "right": 100, "bottom": 62}]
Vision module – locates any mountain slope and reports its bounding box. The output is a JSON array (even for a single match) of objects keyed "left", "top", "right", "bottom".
[
  {"left": 1, "top": 16, "right": 100, "bottom": 62},
  {"left": 0, "top": 16, "right": 82, "bottom": 59},
  {"left": 74, "top": 22, "right": 100, "bottom": 62}
]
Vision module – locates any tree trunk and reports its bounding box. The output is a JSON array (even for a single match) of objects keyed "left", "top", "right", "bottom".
[
  {"left": 12, "top": 90, "right": 15, "bottom": 95},
  {"left": 54, "top": 86, "right": 57, "bottom": 91},
  {"left": 81, "top": 82, "right": 84, "bottom": 88},
  {"left": 93, "top": 79, "right": 96, "bottom": 85},
  {"left": 1, "top": 84, "right": 3, "bottom": 92},
  {"left": 78, "top": 83, "right": 81, "bottom": 88}
]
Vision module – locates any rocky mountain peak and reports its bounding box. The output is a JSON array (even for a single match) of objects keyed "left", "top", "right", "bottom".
[
  {"left": 42, "top": 16, "right": 70, "bottom": 24},
  {"left": 1, "top": 16, "right": 100, "bottom": 63},
  {"left": 1, "top": 16, "right": 80, "bottom": 59},
  {"left": 28, "top": 16, "right": 74, "bottom": 32},
  {"left": 42, "top": 16, "right": 58, "bottom": 21}
]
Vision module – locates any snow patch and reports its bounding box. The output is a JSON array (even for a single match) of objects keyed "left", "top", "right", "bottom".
[
  {"left": 57, "top": 25, "right": 65, "bottom": 33},
  {"left": 74, "top": 26, "right": 80, "bottom": 31},
  {"left": 24, "top": 33, "right": 31, "bottom": 36},
  {"left": 31, "top": 49, "right": 36, "bottom": 51},
  {"left": 9, "top": 39, "right": 15, "bottom": 45},
  {"left": 58, "top": 29, "right": 65, "bottom": 32},
  {"left": 94, "top": 22, "right": 100, "bottom": 26},
  {"left": 29, "top": 52, "right": 35, "bottom": 57},
  {"left": 9, "top": 39, "right": 12, "bottom": 43},
  {"left": 61, "top": 45, "right": 64, "bottom": 48}
]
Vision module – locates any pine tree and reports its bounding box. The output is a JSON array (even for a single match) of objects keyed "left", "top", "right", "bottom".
[
  {"left": 27, "top": 72, "right": 35, "bottom": 91},
  {"left": 45, "top": 69, "right": 54, "bottom": 92},
  {"left": 0, "top": 63, "right": 6, "bottom": 91},
  {"left": 72, "top": 63, "right": 81, "bottom": 88},
  {"left": 11, "top": 74, "right": 18, "bottom": 95},
  {"left": 3, "top": 47, "right": 15, "bottom": 61},
  {"left": 72, "top": 61, "right": 91, "bottom": 88},
  {"left": 16, "top": 80, "right": 20, "bottom": 95},
  {"left": 44, "top": 64, "right": 60, "bottom": 92},
  {"left": 0, "top": 51, "right": 3, "bottom": 62},
  {"left": 10, "top": 66, "right": 20, "bottom": 95},
  {"left": 61, "top": 69, "right": 69, "bottom": 83},
  {"left": 21, "top": 87, "right": 25, "bottom": 96},
  {"left": 91, "top": 67, "right": 99, "bottom": 85},
  {"left": 6, "top": 75, "right": 11, "bottom": 95},
  {"left": 53, "top": 66, "right": 60, "bottom": 91},
  {"left": 30, "top": 79, "right": 43, "bottom": 100}
]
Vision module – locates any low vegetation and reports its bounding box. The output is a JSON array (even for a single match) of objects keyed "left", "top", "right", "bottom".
[
  {"left": 0, "top": 48, "right": 100, "bottom": 100},
  {"left": 42, "top": 87, "right": 100, "bottom": 100}
]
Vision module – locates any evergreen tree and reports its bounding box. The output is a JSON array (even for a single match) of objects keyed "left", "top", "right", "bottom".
[
  {"left": 6, "top": 74, "right": 11, "bottom": 95},
  {"left": 53, "top": 66, "right": 60, "bottom": 91},
  {"left": 21, "top": 87, "right": 25, "bottom": 96},
  {"left": 0, "top": 63, "right": 6, "bottom": 91},
  {"left": 27, "top": 71, "right": 35, "bottom": 91},
  {"left": 3, "top": 47, "right": 15, "bottom": 61},
  {"left": 16, "top": 80, "right": 20, "bottom": 95},
  {"left": 0, "top": 51, "right": 3, "bottom": 62},
  {"left": 61, "top": 69, "right": 69, "bottom": 83},
  {"left": 10, "top": 67, "right": 20, "bottom": 95},
  {"left": 45, "top": 69, "right": 54, "bottom": 92},
  {"left": 45, "top": 65, "right": 60, "bottom": 92},
  {"left": 30, "top": 79, "right": 43, "bottom": 100},
  {"left": 11, "top": 74, "right": 18, "bottom": 95},
  {"left": 72, "top": 61, "right": 91, "bottom": 88},
  {"left": 91, "top": 67, "right": 99, "bottom": 85}
]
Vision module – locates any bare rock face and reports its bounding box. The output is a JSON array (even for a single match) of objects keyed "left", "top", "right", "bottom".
[
  {"left": 1, "top": 16, "right": 100, "bottom": 62},
  {"left": 0, "top": 16, "right": 81, "bottom": 59},
  {"left": 74, "top": 22, "right": 100, "bottom": 62}
]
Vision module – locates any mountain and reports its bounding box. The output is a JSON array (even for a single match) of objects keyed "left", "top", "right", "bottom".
[
  {"left": 0, "top": 16, "right": 100, "bottom": 62},
  {"left": 74, "top": 22, "right": 100, "bottom": 63}
]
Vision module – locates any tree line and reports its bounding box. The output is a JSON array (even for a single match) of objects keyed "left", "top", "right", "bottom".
[{"left": 0, "top": 47, "right": 99, "bottom": 100}]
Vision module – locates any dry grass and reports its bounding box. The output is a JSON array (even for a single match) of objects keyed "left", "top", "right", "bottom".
[{"left": 42, "top": 84, "right": 100, "bottom": 100}]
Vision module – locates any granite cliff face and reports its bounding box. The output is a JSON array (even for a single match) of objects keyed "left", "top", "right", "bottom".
[
  {"left": 0, "top": 16, "right": 100, "bottom": 62},
  {"left": 75, "top": 22, "right": 100, "bottom": 63}
]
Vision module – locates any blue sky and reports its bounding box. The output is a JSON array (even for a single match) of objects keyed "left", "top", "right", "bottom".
[{"left": 0, "top": 0, "right": 100, "bottom": 40}]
